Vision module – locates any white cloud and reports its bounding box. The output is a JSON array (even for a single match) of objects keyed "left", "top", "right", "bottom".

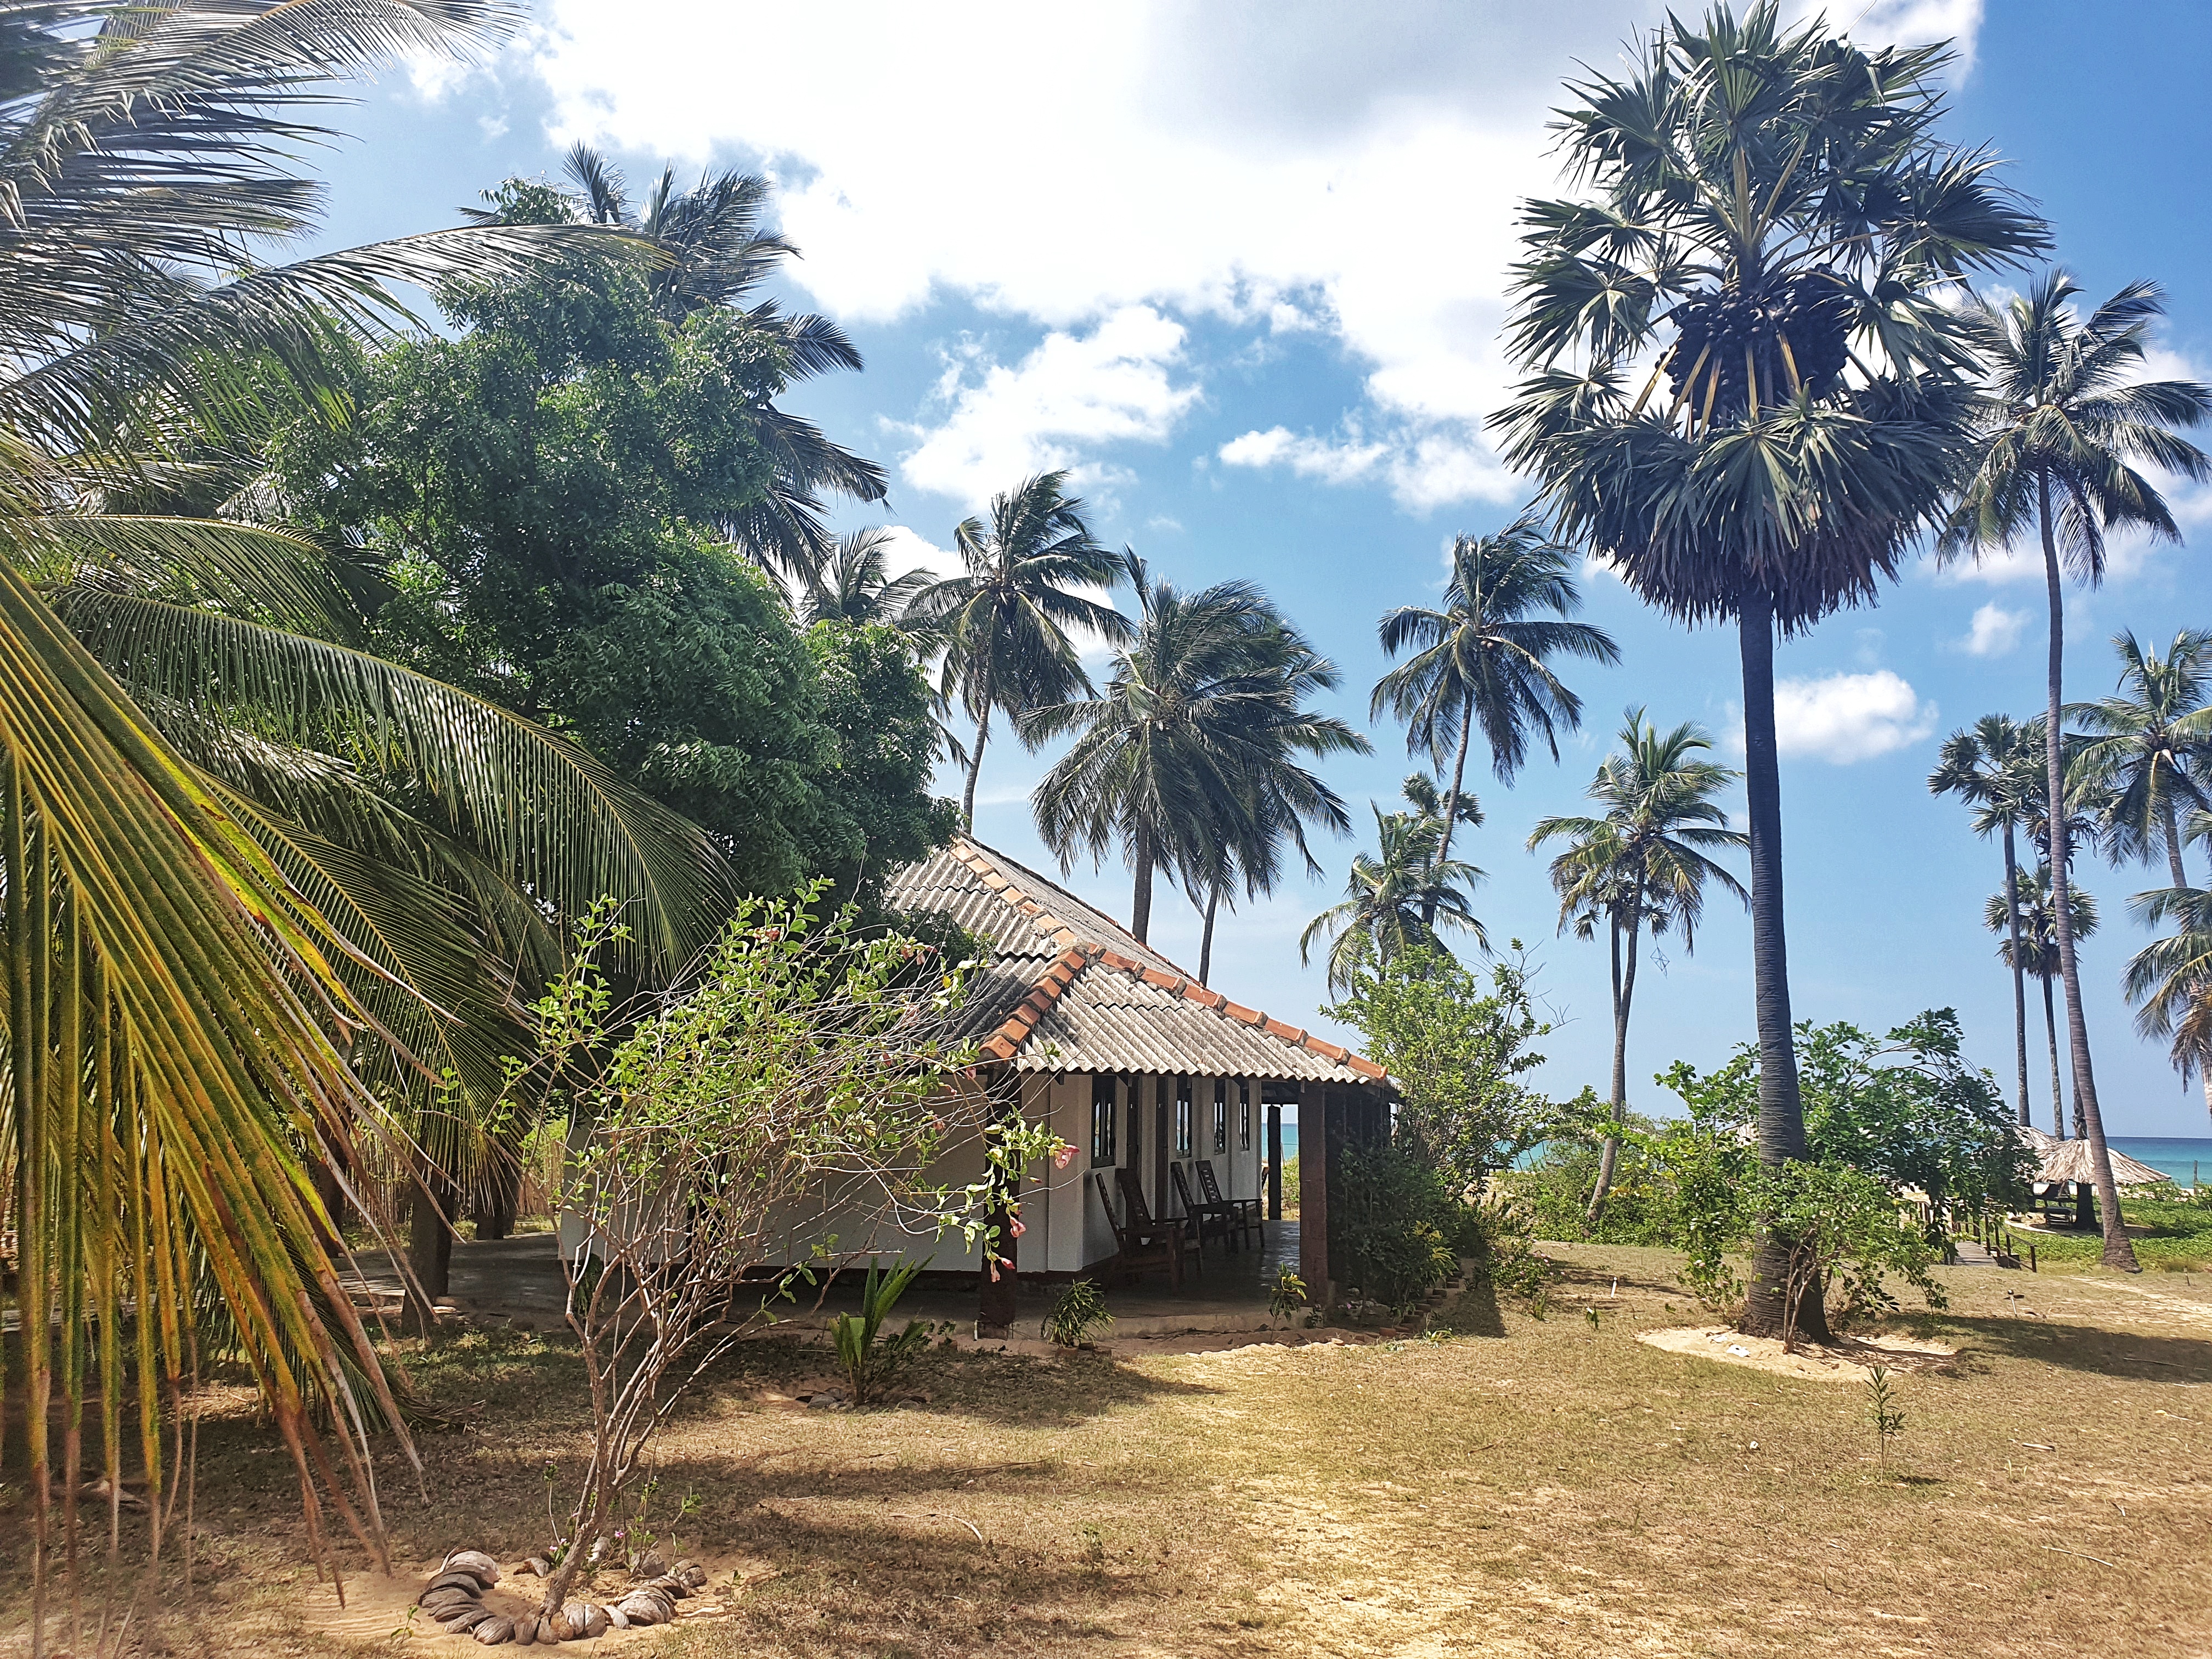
[
  {"left": 1217, "top": 424, "right": 1515, "bottom": 511},
  {"left": 513, "top": 1, "right": 1982, "bottom": 515},
  {"left": 1771, "top": 671, "right": 1937, "bottom": 763},
  {"left": 876, "top": 525, "right": 962, "bottom": 584},
  {"left": 889, "top": 307, "right": 1200, "bottom": 509},
  {"left": 1958, "top": 601, "right": 2027, "bottom": 658}
]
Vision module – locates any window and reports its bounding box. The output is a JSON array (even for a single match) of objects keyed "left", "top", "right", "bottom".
[
  {"left": 1175, "top": 1075, "right": 1193, "bottom": 1157},
  {"left": 1091, "top": 1075, "right": 1117, "bottom": 1167},
  {"left": 1239, "top": 1081, "right": 1252, "bottom": 1150},
  {"left": 1126, "top": 1078, "right": 1142, "bottom": 1167},
  {"left": 1212, "top": 1079, "right": 1228, "bottom": 1153}
]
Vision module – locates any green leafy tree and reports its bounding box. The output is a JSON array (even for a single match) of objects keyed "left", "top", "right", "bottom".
[
  {"left": 1530, "top": 709, "right": 1746, "bottom": 1217},
  {"left": 1301, "top": 782, "right": 1487, "bottom": 994},
  {"left": 1030, "top": 552, "right": 1364, "bottom": 946},
  {"left": 1930, "top": 714, "right": 2044, "bottom": 1124},
  {"left": 1371, "top": 510, "right": 1618, "bottom": 922},
  {"left": 1942, "top": 272, "right": 2211, "bottom": 1267},
  {"left": 1492, "top": 3, "right": 2047, "bottom": 1334},
  {"left": 905, "top": 472, "right": 1132, "bottom": 829},
  {"left": 1322, "top": 944, "right": 1556, "bottom": 1193},
  {"left": 803, "top": 526, "right": 935, "bottom": 627},
  {"left": 1991, "top": 866, "right": 2098, "bottom": 1139},
  {"left": 2072, "top": 629, "right": 2212, "bottom": 889},
  {"left": 0, "top": 0, "right": 725, "bottom": 1623}
]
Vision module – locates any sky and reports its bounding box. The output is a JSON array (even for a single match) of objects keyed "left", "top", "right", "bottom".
[{"left": 307, "top": 1, "right": 2212, "bottom": 1136}]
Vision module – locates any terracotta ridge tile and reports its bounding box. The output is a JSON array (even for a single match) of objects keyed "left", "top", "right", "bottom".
[{"left": 1264, "top": 1017, "right": 1306, "bottom": 1043}]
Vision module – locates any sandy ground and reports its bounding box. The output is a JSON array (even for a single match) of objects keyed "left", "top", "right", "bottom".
[{"left": 1635, "top": 1325, "right": 1959, "bottom": 1383}]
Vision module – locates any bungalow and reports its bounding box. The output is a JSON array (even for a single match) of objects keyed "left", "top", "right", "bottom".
[{"left": 882, "top": 837, "right": 1394, "bottom": 1322}]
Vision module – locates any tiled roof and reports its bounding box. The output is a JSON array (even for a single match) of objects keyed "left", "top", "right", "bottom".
[{"left": 887, "top": 838, "right": 1387, "bottom": 1085}]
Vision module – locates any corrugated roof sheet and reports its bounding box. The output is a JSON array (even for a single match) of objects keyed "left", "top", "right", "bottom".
[{"left": 889, "top": 838, "right": 1387, "bottom": 1086}]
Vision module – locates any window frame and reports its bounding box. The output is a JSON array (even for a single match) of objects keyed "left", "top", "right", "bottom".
[
  {"left": 1174, "top": 1075, "right": 1193, "bottom": 1158},
  {"left": 1239, "top": 1081, "right": 1252, "bottom": 1150},
  {"left": 1212, "top": 1078, "right": 1228, "bottom": 1153},
  {"left": 1090, "top": 1074, "right": 1117, "bottom": 1167}
]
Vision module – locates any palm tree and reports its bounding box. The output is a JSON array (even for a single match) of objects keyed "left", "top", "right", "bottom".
[
  {"left": 0, "top": 0, "right": 733, "bottom": 1623},
  {"left": 2125, "top": 864, "right": 2212, "bottom": 1126},
  {"left": 556, "top": 144, "right": 888, "bottom": 579},
  {"left": 1942, "top": 274, "right": 2212, "bottom": 1269},
  {"left": 1371, "top": 510, "right": 1618, "bottom": 921},
  {"left": 801, "top": 526, "right": 935, "bottom": 627},
  {"left": 1030, "top": 554, "right": 1365, "bottom": 945},
  {"left": 906, "top": 473, "right": 1132, "bottom": 830},
  {"left": 1531, "top": 710, "right": 1747, "bottom": 1217},
  {"left": 1929, "top": 715, "right": 2044, "bottom": 1124},
  {"left": 1491, "top": 3, "right": 2047, "bottom": 1336},
  {"left": 2072, "top": 629, "right": 2212, "bottom": 889},
  {"left": 1992, "top": 868, "right": 2099, "bottom": 1138},
  {"left": 1301, "top": 783, "right": 1486, "bottom": 995}
]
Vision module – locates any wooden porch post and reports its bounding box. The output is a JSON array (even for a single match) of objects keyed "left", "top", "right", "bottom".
[
  {"left": 1266, "top": 1104, "right": 1283, "bottom": 1221},
  {"left": 1154, "top": 1076, "right": 1171, "bottom": 1218},
  {"left": 1299, "top": 1084, "right": 1330, "bottom": 1307}
]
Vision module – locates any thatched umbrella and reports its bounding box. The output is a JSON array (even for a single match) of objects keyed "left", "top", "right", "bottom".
[{"left": 2035, "top": 1138, "right": 2169, "bottom": 1228}]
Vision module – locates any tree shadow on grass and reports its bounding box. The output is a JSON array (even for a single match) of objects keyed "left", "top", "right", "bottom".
[
  {"left": 1432, "top": 1279, "right": 1506, "bottom": 1337},
  {"left": 1936, "top": 1312, "right": 2212, "bottom": 1383}
]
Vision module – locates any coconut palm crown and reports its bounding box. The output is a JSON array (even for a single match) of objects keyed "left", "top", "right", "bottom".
[{"left": 2071, "top": 629, "right": 2212, "bottom": 889}]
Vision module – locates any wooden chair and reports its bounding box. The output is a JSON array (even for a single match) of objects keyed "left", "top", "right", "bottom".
[
  {"left": 1115, "top": 1167, "right": 1203, "bottom": 1283},
  {"left": 1092, "top": 1171, "right": 1190, "bottom": 1288},
  {"left": 1195, "top": 1159, "right": 1262, "bottom": 1249},
  {"left": 1171, "top": 1163, "right": 1239, "bottom": 1255}
]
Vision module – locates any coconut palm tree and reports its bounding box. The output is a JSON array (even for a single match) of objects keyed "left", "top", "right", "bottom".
[
  {"left": 1301, "top": 783, "right": 1486, "bottom": 995},
  {"left": 0, "top": 0, "right": 737, "bottom": 1624},
  {"left": 1930, "top": 715, "right": 2044, "bottom": 1124},
  {"left": 2125, "top": 864, "right": 2212, "bottom": 1126},
  {"left": 2072, "top": 629, "right": 2212, "bottom": 889},
  {"left": 1942, "top": 274, "right": 2212, "bottom": 1268},
  {"left": 1491, "top": 3, "right": 2047, "bottom": 1331},
  {"left": 1531, "top": 710, "right": 1747, "bottom": 1217},
  {"left": 906, "top": 473, "right": 1132, "bottom": 830},
  {"left": 1371, "top": 511, "right": 1618, "bottom": 921},
  {"left": 555, "top": 143, "right": 888, "bottom": 580},
  {"left": 1030, "top": 554, "right": 1365, "bottom": 946},
  {"left": 801, "top": 526, "right": 935, "bottom": 627},
  {"left": 1992, "top": 868, "right": 2099, "bottom": 1139}
]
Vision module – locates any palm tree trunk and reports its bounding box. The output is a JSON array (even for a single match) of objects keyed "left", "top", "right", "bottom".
[
  {"left": 1131, "top": 822, "right": 1156, "bottom": 943},
  {"left": 1198, "top": 884, "right": 1220, "bottom": 984},
  {"left": 2162, "top": 798, "right": 2190, "bottom": 891},
  {"left": 961, "top": 699, "right": 992, "bottom": 832},
  {"left": 2001, "top": 825, "right": 2030, "bottom": 1126},
  {"left": 406, "top": 1162, "right": 455, "bottom": 1334},
  {"left": 1735, "top": 591, "right": 1828, "bottom": 1341},
  {"left": 2041, "top": 973, "right": 2066, "bottom": 1138},
  {"left": 1423, "top": 694, "right": 1476, "bottom": 928},
  {"left": 1588, "top": 901, "right": 1640, "bottom": 1222},
  {"left": 2039, "top": 473, "right": 2135, "bottom": 1269}
]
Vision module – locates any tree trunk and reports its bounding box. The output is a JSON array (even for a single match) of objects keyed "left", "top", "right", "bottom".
[
  {"left": 1587, "top": 902, "right": 1639, "bottom": 1222},
  {"left": 1734, "top": 592, "right": 1829, "bottom": 1341},
  {"left": 2038, "top": 474, "right": 2136, "bottom": 1269},
  {"left": 470, "top": 1144, "right": 522, "bottom": 1242},
  {"left": 2041, "top": 974, "right": 2066, "bottom": 1138},
  {"left": 1423, "top": 694, "right": 1476, "bottom": 928},
  {"left": 1198, "top": 885, "right": 1220, "bottom": 984},
  {"left": 2162, "top": 797, "right": 2190, "bottom": 891},
  {"left": 1131, "top": 822, "right": 1156, "bottom": 943},
  {"left": 960, "top": 697, "right": 992, "bottom": 832},
  {"left": 2001, "top": 825, "right": 2030, "bottom": 1126},
  {"left": 406, "top": 1162, "right": 456, "bottom": 1334}
]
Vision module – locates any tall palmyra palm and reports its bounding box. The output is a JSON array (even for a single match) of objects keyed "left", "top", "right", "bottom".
[
  {"left": 1531, "top": 710, "right": 1747, "bottom": 1217},
  {"left": 2125, "top": 868, "right": 2212, "bottom": 1126},
  {"left": 907, "top": 473, "right": 1132, "bottom": 830},
  {"left": 1030, "top": 554, "right": 1365, "bottom": 947},
  {"left": 2072, "top": 629, "right": 2212, "bottom": 889},
  {"left": 1991, "top": 869, "right": 2099, "bottom": 1139},
  {"left": 558, "top": 143, "right": 888, "bottom": 579},
  {"left": 1942, "top": 273, "right": 2212, "bottom": 1268},
  {"left": 1372, "top": 510, "right": 1618, "bottom": 921},
  {"left": 1491, "top": 3, "right": 2047, "bottom": 1333},
  {"left": 1301, "top": 786, "right": 1486, "bottom": 995},
  {"left": 1930, "top": 715, "right": 2044, "bottom": 1125},
  {"left": 0, "top": 0, "right": 734, "bottom": 1623},
  {"left": 802, "top": 526, "right": 935, "bottom": 627}
]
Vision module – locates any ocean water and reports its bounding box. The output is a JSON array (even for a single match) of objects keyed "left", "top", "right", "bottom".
[{"left": 2110, "top": 1137, "right": 2212, "bottom": 1192}]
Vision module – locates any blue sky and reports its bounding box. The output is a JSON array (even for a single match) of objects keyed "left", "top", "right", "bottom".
[{"left": 310, "top": 2, "right": 2212, "bottom": 1134}]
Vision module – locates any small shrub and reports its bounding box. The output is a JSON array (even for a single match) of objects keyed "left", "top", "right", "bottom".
[
  {"left": 1457, "top": 1193, "right": 1556, "bottom": 1308},
  {"left": 1042, "top": 1279, "right": 1113, "bottom": 1347},
  {"left": 1268, "top": 1266, "right": 1308, "bottom": 1324},
  {"left": 1864, "top": 1364, "right": 1905, "bottom": 1467},
  {"left": 832, "top": 1257, "right": 934, "bottom": 1405},
  {"left": 1334, "top": 1142, "right": 1459, "bottom": 1304}
]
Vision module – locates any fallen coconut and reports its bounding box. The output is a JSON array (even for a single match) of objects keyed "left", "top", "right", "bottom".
[
  {"left": 580, "top": 1604, "right": 612, "bottom": 1638},
  {"left": 604, "top": 1606, "right": 630, "bottom": 1629},
  {"left": 631, "top": 1549, "right": 667, "bottom": 1579},
  {"left": 445, "top": 1549, "right": 503, "bottom": 1584},
  {"left": 419, "top": 1587, "right": 475, "bottom": 1612},
  {"left": 523, "top": 1556, "right": 550, "bottom": 1578},
  {"left": 438, "top": 1605, "right": 494, "bottom": 1633},
  {"left": 473, "top": 1615, "right": 515, "bottom": 1645},
  {"left": 429, "top": 1570, "right": 490, "bottom": 1596},
  {"left": 547, "top": 1610, "right": 575, "bottom": 1641}
]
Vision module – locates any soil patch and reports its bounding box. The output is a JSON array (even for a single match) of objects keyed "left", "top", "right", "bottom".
[{"left": 1638, "top": 1324, "right": 1957, "bottom": 1381}]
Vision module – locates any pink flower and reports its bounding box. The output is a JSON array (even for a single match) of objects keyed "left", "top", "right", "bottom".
[
  {"left": 1053, "top": 1145, "right": 1075, "bottom": 1169},
  {"left": 1009, "top": 1216, "right": 1026, "bottom": 1238},
  {"left": 988, "top": 1261, "right": 1000, "bottom": 1283}
]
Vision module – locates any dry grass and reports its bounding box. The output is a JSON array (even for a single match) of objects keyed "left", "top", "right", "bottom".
[{"left": 4, "top": 1242, "right": 2209, "bottom": 1658}]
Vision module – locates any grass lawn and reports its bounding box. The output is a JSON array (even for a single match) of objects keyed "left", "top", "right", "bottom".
[{"left": 4, "top": 1243, "right": 2207, "bottom": 1657}]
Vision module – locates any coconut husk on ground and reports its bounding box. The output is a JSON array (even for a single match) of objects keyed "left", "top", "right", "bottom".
[{"left": 1637, "top": 1324, "right": 1957, "bottom": 1382}]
